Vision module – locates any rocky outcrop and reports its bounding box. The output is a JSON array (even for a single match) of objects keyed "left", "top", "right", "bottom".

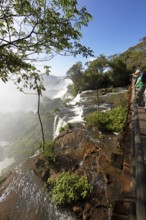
[
  {"left": 36, "top": 124, "right": 123, "bottom": 220},
  {"left": 0, "top": 88, "right": 128, "bottom": 220}
]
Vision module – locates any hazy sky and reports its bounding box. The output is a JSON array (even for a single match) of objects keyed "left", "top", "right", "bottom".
[{"left": 45, "top": 0, "right": 146, "bottom": 76}]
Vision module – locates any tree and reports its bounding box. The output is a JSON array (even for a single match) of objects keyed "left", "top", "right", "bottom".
[
  {"left": 85, "top": 54, "right": 109, "bottom": 74},
  {"left": 0, "top": 0, "right": 94, "bottom": 147},
  {"left": 82, "top": 55, "right": 111, "bottom": 90},
  {"left": 66, "top": 62, "right": 83, "bottom": 82},
  {"left": 0, "top": 0, "right": 93, "bottom": 92},
  {"left": 66, "top": 55, "right": 112, "bottom": 94},
  {"left": 66, "top": 61, "right": 85, "bottom": 95},
  {"left": 109, "top": 58, "right": 129, "bottom": 87}
]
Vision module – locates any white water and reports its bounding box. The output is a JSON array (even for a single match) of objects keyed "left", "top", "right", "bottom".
[
  {"left": 53, "top": 93, "right": 84, "bottom": 139},
  {"left": 53, "top": 115, "right": 67, "bottom": 138},
  {"left": 53, "top": 91, "right": 115, "bottom": 139}
]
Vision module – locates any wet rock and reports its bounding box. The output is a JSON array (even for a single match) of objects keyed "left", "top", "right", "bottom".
[
  {"left": 0, "top": 156, "right": 75, "bottom": 220},
  {"left": 46, "top": 126, "right": 123, "bottom": 219},
  {"left": 0, "top": 124, "right": 124, "bottom": 220}
]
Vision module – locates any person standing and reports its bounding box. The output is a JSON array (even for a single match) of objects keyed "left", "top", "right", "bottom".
[
  {"left": 132, "top": 69, "right": 145, "bottom": 106},
  {"left": 132, "top": 69, "right": 140, "bottom": 85}
]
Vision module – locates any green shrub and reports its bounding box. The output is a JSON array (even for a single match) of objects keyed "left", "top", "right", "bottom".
[
  {"left": 84, "top": 111, "right": 108, "bottom": 128},
  {"left": 40, "top": 141, "right": 56, "bottom": 162},
  {"left": 104, "top": 106, "right": 127, "bottom": 131},
  {"left": 48, "top": 172, "right": 93, "bottom": 205},
  {"left": 84, "top": 106, "right": 127, "bottom": 132}
]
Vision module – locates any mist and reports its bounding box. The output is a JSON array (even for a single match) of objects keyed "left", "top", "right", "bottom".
[
  {"left": 0, "top": 81, "right": 37, "bottom": 113},
  {"left": 0, "top": 75, "right": 72, "bottom": 113},
  {"left": 0, "top": 75, "right": 72, "bottom": 175}
]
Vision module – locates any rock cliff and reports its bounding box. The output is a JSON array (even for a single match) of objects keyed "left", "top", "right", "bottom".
[{"left": 36, "top": 123, "right": 124, "bottom": 220}]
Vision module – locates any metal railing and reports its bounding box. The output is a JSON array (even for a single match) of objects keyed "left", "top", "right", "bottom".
[{"left": 132, "top": 88, "right": 146, "bottom": 220}]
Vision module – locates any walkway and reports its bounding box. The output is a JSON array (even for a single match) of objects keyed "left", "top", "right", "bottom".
[{"left": 111, "top": 101, "right": 146, "bottom": 220}]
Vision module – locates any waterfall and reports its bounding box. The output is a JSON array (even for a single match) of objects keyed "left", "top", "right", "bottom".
[
  {"left": 53, "top": 93, "right": 85, "bottom": 139},
  {"left": 53, "top": 115, "right": 67, "bottom": 139}
]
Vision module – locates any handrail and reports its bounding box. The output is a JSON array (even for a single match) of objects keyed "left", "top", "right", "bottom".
[{"left": 133, "top": 88, "right": 146, "bottom": 220}]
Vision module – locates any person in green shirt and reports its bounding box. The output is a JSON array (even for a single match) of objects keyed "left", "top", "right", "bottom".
[{"left": 132, "top": 69, "right": 146, "bottom": 106}]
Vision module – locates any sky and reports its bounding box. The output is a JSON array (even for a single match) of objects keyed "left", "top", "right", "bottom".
[
  {"left": 45, "top": 0, "right": 146, "bottom": 76},
  {"left": 1, "top": 0, "right": 146, "bottom": 112}
]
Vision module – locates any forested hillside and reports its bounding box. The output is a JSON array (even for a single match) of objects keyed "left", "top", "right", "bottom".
[{"left": 66, "top": 37, "right": 146, "bottom": 95}]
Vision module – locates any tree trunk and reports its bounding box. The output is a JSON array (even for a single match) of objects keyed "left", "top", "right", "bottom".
[{"left": 37, "top": 92, "right": 45, "bottom": 150}]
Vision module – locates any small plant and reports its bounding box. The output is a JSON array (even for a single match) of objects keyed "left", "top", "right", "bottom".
[
  {"left": 48, "top": 172, "right": 93, "bottom": 205},
  {"left": 40, "top": 141, "right": 56, "bottom": 162},
  {"left": 59, "top": 123, "right": 73, "bottom": 133}
]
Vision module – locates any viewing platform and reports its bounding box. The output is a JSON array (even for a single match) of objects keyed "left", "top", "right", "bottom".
[{"left": 111, "top": 92, "right": 146, "bottom": 220}]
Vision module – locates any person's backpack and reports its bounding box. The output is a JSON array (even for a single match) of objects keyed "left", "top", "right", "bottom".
[{"left": 141, "top": 71, "right": 146, "bottom": 84}]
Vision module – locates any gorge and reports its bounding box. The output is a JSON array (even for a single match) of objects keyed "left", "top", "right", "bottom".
[{"left": 0, "top": 75, "right": 128, "bottom": 220}]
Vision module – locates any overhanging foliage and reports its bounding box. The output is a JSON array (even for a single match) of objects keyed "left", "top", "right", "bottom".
[{"left": 0, "top": 0, "right": 93, "bottom": 91}]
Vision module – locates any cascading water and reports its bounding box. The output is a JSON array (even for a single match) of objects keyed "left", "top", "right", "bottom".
[
  {"left": 52, "top": 90, "right": 115, "bottom": 139},
  {"left": 0, "top": 156, "right": 74, "bottom": 220},
  {"left": 53, "top": 93, "right": 84, "bottom": 139},
  {"left": 53, "top": 115, "right": 67, "bottom": 139}
]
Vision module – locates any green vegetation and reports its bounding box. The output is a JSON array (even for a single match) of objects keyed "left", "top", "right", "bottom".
[
  {"left": 48, "top": 172, "right": 93, "bottom": 205},
  {"left": 119, "top": 36, "right": 146, "bottom": 71},
  {"left": 40, "top": 141, "right": 56, "bottom": 163},
  {"left": 0, "top": 0, "right": 93, "bottom": 93},
  {"left": 84, "top": 106, "right": 127, "bottom": 132},
  {"left": 66, "top": 37, "right": 146, "bottom": 96},
  {"left": 0, "top": 0, "right": 94, "bottom": 149},
  {"left": 66, "top": 55, "right": 130, "bottom": 96}
]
